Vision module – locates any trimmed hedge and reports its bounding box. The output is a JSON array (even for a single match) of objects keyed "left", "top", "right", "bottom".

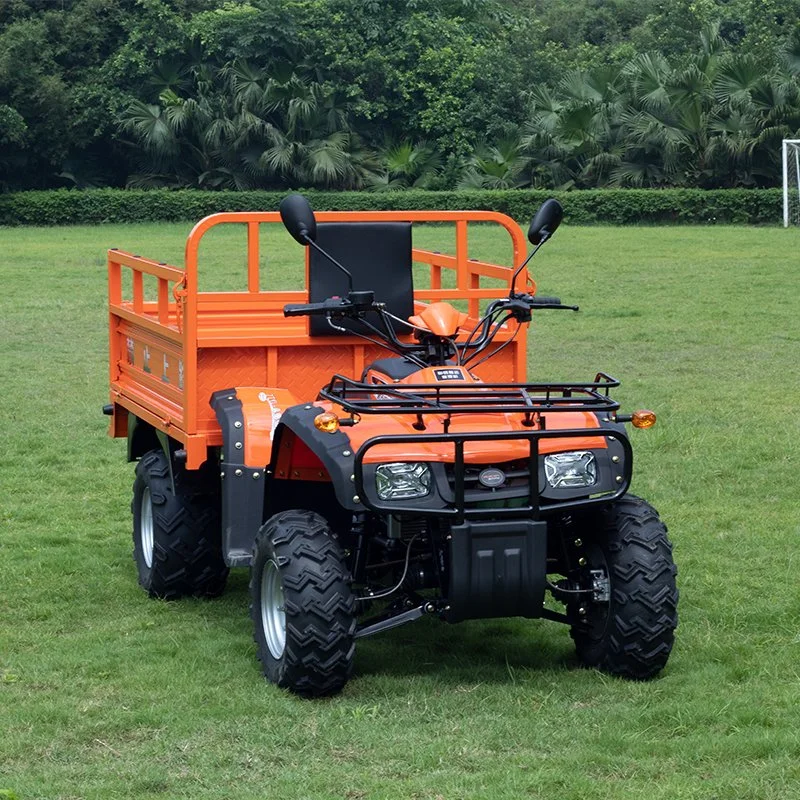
[{"left": 0, "top": 187, "right": 784, "bottom": 226}]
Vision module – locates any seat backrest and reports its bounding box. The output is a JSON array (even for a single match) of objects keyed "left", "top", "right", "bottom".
[{"left": 308, "top": 222, "right": 413, "bottom": 336}]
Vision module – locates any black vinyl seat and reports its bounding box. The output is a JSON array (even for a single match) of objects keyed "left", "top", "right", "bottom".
[
  {"left": 308, "top": 222, "right": 413, "bottom": 337},
  {"left": 361, "top": 357, "right": 422, "bottom": 382}
]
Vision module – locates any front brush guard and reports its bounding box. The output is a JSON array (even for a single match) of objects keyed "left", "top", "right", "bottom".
[{"left": 353, "top": 427, "right": 632, "bottom": 521}]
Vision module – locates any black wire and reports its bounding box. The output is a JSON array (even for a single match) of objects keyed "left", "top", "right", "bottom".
[
  {"left": 462, "top": 311, "right": 515, "bottom": 366},
  {"left": 460, "top": 300, "right": 504, "bottom": 351},
  {"left": 546, "top": 580, "right": 592, "bottom": 595},
  {"left": 357, "top": 534, "right": 419, "bottom": 601},
  {"left": 325, "top": 314, "right": 428, "bottom": 369},
  {"left": 324, "top": 317, "right": 389, "bottom": 352},
  {"left": 458, "top": 303, "right": 507, "bottom": 365},
  {"left": 464, "top": 316, "right": 521, "bottom": 370},
  {"left": 358, "top": 312, "right": 429, "bottom": 368}
]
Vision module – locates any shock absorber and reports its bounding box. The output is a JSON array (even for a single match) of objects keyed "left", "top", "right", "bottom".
[{"left": 350, "top": 512, "right": 369, "bottom": 583}]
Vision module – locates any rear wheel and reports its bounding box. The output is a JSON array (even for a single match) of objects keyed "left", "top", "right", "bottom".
[
  {"left": 250, "top": 510, "right": 356, "bottom": 697},
  {"left": 132, "top": 449, "right": 229, "bottom": 599},
  {"left": 570, "top": 495, "right": 678, "bottom": 679}
]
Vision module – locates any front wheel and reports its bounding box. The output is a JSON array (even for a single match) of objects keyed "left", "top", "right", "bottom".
[
  {"left": 570, "top": 495, "right": 678, "bottom": 680},
  {"left": 250, "top": 510, "right": 356, "bottom": 697}
]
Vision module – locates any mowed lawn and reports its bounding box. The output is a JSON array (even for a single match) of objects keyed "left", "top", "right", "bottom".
[{"left": 1, "top": 219, "right": 799, "bottom": 800}]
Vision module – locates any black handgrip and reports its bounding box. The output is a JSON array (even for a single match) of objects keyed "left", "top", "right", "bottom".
[
  {"left": 283, "top": 298, "right": 353, "bottom": 317},
  {"left": 531, "top": 295, "right": 562, "bottom": 305},
  {"left": 284, "top": 303, "right": 320, "bottom": 316}
]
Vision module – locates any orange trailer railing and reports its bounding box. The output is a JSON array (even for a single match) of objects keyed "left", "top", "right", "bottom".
[{"left": 108, "top": 210, "right": 530, "bottom": 469}]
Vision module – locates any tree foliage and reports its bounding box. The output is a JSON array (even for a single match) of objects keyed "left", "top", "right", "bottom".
[
  {"left": 520, "top": 29, "right": 800, "bottom": 189},
  {"left": 1, "top": 0, "right": 800, "bottom": 190}
]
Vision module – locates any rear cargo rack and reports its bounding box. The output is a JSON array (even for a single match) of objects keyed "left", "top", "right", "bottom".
[{"left": 320, "top": 372, "right": 621, "bottom": 418}]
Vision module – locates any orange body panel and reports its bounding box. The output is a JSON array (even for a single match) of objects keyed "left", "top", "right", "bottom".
[
  {"left": 323, "top": 406, "right": 605, "bottom": 465},
  {"left": 408, "top": 303, "right": 470, "bottom": 337},
  {"left": 317, "top": 363, "right": 606, "bottom": 464},
  {"left": 108, "top": 210, "right": 535, "bottom": 469},
  {"left": 235, "top": 387, "right": 300, "bottom": 467}
]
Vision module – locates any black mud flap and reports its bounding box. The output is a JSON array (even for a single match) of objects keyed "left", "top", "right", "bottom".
[
  {"left": 210, "top": 389, "right": 265, "bottom": 568},
  {"left": 445, "top": 519, "right": 547, "bottom": 623}
]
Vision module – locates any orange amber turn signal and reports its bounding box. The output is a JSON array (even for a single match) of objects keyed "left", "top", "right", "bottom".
[
  {"left": 314, "top": 412, "right": 340, "bottom": 433},
  {"left": 631, "top": 409, "right": 657, "bottom": 429}
]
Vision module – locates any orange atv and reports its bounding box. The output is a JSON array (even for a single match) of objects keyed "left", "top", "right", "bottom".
[{"left": 105, "top": 195, "right": 677, "bottom": 696}]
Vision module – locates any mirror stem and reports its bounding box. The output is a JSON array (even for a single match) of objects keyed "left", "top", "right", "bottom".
[
  {"left": 304, "top": 236, "right": 355, "bottom": 294},
  {"left": 509, "top": 238, "right": 546, "bottom": 297}
]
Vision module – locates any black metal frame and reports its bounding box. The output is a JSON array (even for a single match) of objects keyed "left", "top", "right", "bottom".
[
  {"left": 354, "top": 427, "right": 632, "bottom": 521},
  {"left": 320, "top": 371, "right": 622, "bottom": 419},
  {"left": 320, "top": 371, "right": 629, "bottom": 521}
]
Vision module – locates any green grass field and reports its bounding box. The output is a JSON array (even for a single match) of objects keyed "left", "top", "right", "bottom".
[{"left": 1, "top": 220, "right": 799, "bottom": 800}]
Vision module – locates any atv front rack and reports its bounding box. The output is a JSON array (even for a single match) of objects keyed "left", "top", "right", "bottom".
[
  {"left": 327, "top": 372, "right": 632, "bottom": 521},
  {"left": 320, "top": 372, "right": 622, "bottom": 420}
]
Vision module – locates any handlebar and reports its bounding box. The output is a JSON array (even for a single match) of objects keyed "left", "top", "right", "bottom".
[
  {"left": 530, "top": 295, "right": 562, "bottom": 306},
  {"left": 285, "top": 292, "right": 578, "bottom": 326},
  {"left": 284, "top": 298, "right": 356, "bottom": 317},
  {"left": 284, "top": 290, "right": 377, "bottom": 319},
  {"left": 506, "top": 294, "right": 579, "bottom": 318}
]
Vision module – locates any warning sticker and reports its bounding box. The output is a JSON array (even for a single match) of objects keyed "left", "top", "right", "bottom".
[{"left": 433, "top": 368, "right": 466, "bottom": 382}]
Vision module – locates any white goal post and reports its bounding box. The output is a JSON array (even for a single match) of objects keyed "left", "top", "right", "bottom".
[{"left": 782, "top": 139, "right": 800, "bottom": 227}]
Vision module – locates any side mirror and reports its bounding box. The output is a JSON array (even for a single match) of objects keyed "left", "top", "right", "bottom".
[
  {"left": 528, "top": 199, "right": 563, "bottom": 245},
  {"left": 279, "top": 193, "right": 317, "bottom": 245}
]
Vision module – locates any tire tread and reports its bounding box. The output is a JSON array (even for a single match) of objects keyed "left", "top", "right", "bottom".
[
  {"left": 571, "top": 495, "right": 678, "bottom": 680},
  {"left": 250, "top": 510, "right": 356, "bottom": 697},
  {"left": 133, "top": 450, "right": 229, "bottom": 600}
]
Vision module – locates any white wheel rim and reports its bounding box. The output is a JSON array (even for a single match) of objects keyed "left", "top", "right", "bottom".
[
  {"left": 140, "top": 487, "right": 154, "bottom": 569},
  {"left": 261, "top": 559, "right": 286, "bottom": 659}
]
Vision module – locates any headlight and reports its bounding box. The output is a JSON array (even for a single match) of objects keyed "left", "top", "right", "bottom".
[
  {"left": 375, "top": 462, "right": 432, "bottom": 500},
  {"left": 544, "top": 451, "right": 597, "bottom": 489}
]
